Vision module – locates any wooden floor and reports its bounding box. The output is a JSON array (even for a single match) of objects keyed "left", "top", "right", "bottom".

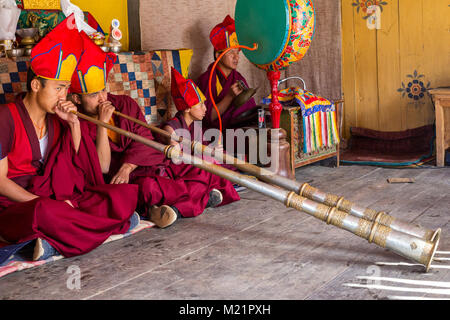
[{"left": 0, "top": 164, "right": 449, "bottom": 300}]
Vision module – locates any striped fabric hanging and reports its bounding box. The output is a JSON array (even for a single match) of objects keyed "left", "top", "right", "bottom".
[{"left": 262, "top": 87, "right": 340, "bottom": 153}]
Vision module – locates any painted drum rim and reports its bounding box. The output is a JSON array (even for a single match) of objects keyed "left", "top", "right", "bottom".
[{"left": 236, "top": 0, "right": 315, "bottom": 71}]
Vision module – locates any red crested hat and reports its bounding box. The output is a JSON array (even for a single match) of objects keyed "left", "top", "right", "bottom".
[
  {"left": 209, "top": 15, "right": 239, "bottom": 52},
  {"left": 30, "top": 14, "right": 83, "bottom": 81},
  {"left": 70, "top": 31, "right": 117, "bottom": 94},
  {"left": 170, "top": 67, "right": 206, "bottom": 111}
]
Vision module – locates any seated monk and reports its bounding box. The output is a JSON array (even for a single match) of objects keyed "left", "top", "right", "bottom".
[
  {"left": 69, "top": 33, "right": 240, "bottom": 228},
  {"left": 162, "top": 67, "right": 245, "bottom": 175},
  {"left": 0, "top": 16, "right": 139, "bottom": 262},
  {"left": 160, "top": 67, "right": 242, "bottom": 199},
  {"left": 196, "top": 15, "right": 259, "bottom": 133}
]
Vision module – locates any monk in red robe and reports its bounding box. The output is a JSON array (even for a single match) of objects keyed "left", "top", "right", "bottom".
[
  {"left": 196, "top": 15, "right": 259, "bottom": 133},
  {"left": 162, "top": 67, "right": 241, "bottom": 176},
  {"left": 69, "top": 33, "right": 240, "bottom": 228},
  {"left": 160, "top": 67, "right": 241, "bottom": 205},
  {"left": 0, "top": 16, "right": 139, "bottom": 262}
]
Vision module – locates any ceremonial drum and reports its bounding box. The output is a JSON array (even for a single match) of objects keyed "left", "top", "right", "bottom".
[
  {"left": 235, "top": 0, "right": 315, "bottom": 72},
  {"left": 235, "top": 0, "right": 315, "bottom": 128}
]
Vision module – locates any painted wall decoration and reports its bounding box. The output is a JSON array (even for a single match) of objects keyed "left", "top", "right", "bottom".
[
  {"left": 397, "top": 70, "right": 431, "bottom": 104},
  {"left": 342, "top": 0, "right": 450, "bottom": 136},
  {"left": 21, "top": 0, "right": 60, "bottom": 10},
  {"left": 71, "top": 0, "right": 129, "bottom": 51},
  {"left": 352, "top": 0, "right": 388, "bottom": 19},
  {"left": 352, "top": 0, "right": 388, "bottom": 30}
]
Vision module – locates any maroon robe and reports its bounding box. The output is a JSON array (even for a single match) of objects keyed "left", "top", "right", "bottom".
[
  {"left": 83, "top": 93, "right": 239, "bottom": 218},
  {"left": 0, "top": 95, "right": 138, "bottom": 258},
  {"left": 164, "top": 110, "right": 238, "bottom": 172},
  {"left": 162, "top": 110, "right": 240, "bottom": 206},
  {"left": 196, "top": 63, "right": 257, "bottom": 130}
]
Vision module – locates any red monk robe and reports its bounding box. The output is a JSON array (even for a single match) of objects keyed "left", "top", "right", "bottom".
[
  {"left": 82, "top": 93, "right": 240, "bottom": 218},
  {"left": 196, "top": 15, "right": 257, "bottom": 131},
  {"left": 160, "top": 67, "right": 240, "bottom": 212},
  {"left": 0, "top": 95, "right": 138, "bottom": 258},
  {"left": 196, "top": 64, "right": 257, "bottom": 130},
  {"left": 163, "top": 110, "right": 239, "bottom": 173}
]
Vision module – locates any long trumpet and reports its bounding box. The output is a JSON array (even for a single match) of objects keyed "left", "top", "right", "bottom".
[
  {"left": 112, "top": 110, "right": 437, "bottom": 242},
  {"left": 74, "top": 110, "right": 441, "bottom": 272}
]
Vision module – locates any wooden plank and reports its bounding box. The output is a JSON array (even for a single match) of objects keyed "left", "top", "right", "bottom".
[
  {"left": 341, "top": 0, "right": 358, "bottom": 138},
  {"left": 127, "top": 0, "right": 141, "bottom": 51},
  {"left": 435, "top": 99, "right": 446, "bottom": 166},
  {"left": 342, "top": 0, "right": 450, "bottom": 134},
  {"left": 420, "top": 0, "right": 449, "bottom": 126},
  {"left": 398, "top": 0, "right": 427, "bottom": 129},
  {"left": 387, "top": 177, "right": 415, "bottom": 184},
  {"left": 279, "top": 108, "right": 295, "bottom": 174},
  {"left": 353, "top": 1, "right": 380, "bottom": 131},
  {"left": 294, "top": 152, "right": 338, "bottom": 168},
  {"left": 422, "top": 0, "right": 450, "bottom": 89},
  {"left": 376, "top": 0, "right": 404, "bottom": 131}
]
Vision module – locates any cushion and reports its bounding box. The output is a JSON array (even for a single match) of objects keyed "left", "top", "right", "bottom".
[
  {"left": 151, "top": 49, "right": 193, "bottom": 121},
  {"left": 106, "top": 49, "right": 193, "bottom": 124},
  {"left": 0, "top": 57, "right": 29, "bottom": 105}
]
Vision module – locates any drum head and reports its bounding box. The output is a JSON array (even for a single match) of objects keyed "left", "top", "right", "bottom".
[{"left": 235, "top": 0, "right": 290, "bottom": 67}]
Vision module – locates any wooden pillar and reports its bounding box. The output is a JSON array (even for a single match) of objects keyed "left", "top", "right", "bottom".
[{"left": 127, "top": 0, "right": 141, "bottom": 51}]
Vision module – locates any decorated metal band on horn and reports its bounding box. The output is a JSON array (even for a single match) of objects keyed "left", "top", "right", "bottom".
[
  {"left": 298, "top": 183, "right": 436, "bottom": 241},
  {"left": 165, "top": 145, "right": 442, "bottom": 273},
  {"left": 285, "top": 192, "right": 441, "bottom": 272}
]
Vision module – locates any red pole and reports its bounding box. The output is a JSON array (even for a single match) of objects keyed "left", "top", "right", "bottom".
[{"left": 267, "top": 70, "right": 282, "bottom": 129}]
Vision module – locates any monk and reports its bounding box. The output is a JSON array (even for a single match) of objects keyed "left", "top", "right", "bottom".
[
  {"left": 69, "top": 33, "right": 240, "bottom": 228},
  {"left": 0, "top": 16, "right": 139, "bottom": 263},
  {"left": 160, "top": 67, "right": 241, "bottom": 207},
  {"left": 162, "top": 67, "right": 243, "bottom": 175},
  {"left": 196, "top": 15, "right": 258, "bottom": 132}
]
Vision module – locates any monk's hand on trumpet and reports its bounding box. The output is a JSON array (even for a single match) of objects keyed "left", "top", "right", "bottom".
[
  {"left": 98, "top": 101, "right": 116, "bottom": 123},
  {"left": 54, "top": 99, "right": 79, "bottom": 125}
]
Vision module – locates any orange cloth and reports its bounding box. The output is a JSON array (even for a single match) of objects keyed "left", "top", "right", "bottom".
[{"left": 107, "top": 117, "right": 120, "bottom": 144}]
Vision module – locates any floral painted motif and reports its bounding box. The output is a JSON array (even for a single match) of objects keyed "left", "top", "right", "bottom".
[
  {"left": 352, "top": 0, "right": 388, "bottom": 19},
  {"left": 262, "top": 0, "right": 315, "bottom": 71},
  {"left": 397, "top": 70, "right": 431, "bottom": 102}
]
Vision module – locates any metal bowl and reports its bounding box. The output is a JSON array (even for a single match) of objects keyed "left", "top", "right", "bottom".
[
  {"left": 109, "top": 46, "right": 121, "bottom": 53},
  {"left": 100, "top": 45, "right": 110, "bottom": 52},
  {"left": 24, "top": 47, "right": 33, "bottom": 56},
  {"left": 16, "top": 28, "right": 38, "bottom": 39},
  {"left": 6, "top": 48, "right": 25, "bottom": 57}
]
